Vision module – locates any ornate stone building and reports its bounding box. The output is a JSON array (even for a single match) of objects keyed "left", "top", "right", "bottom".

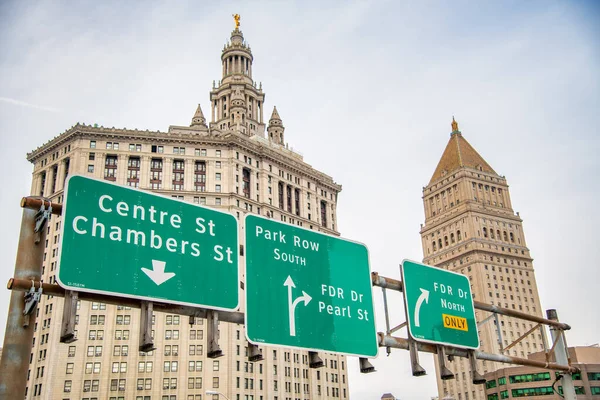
[
  {"left": 24, "top": 22, "right": 347, "bottom": 400},
  {"left": 420, "top": 119, "right": 546, "bottom": 400}
]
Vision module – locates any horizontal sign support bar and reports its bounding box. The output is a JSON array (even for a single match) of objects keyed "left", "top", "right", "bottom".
[
  {"left": 377, "top": 333, "right": 578, "bottom": 373},
  {"left": 7, "top": 278, "right": 244, "bottom": 324},
  {"left": 371, "top": 272, "right": 570, "bottom": 331}
]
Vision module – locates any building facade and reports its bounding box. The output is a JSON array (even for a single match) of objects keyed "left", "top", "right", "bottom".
[
  {"left": 483, "top": 346, "right": 600, "bottom": 399},
  {"left": 23, "top": 23, "right": 348, "bottom": 400},
  {"left": 420, "top": 120, "right": 546, "bottom": 400}
]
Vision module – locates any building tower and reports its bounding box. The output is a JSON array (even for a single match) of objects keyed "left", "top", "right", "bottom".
[
  {"left": 267, "top": 106, "right": 285, "bottom": 145},
  {"left": 22, "top": 19, "right": 346, "bottom": 400},
  {"left": 210, "top": 24, "right": 265, "bottom": 137},
  {"left": 420, "top": 118, "right": 546, "bottom": 400}
]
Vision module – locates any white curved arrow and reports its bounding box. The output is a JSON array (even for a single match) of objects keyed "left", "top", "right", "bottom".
[
  {"left": 284, "top": 276, "right": 312, "bottom": 336},
  {"left": 141, "top": 260, "right": 175, "bottom": 286},
  {"left": 414, "top": 288, "right": 429, "bottom": 327}
]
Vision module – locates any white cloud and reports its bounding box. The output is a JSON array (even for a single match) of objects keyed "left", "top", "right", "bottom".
[{"left": 0, "top": 96, "right": 61, "bottom": 112}]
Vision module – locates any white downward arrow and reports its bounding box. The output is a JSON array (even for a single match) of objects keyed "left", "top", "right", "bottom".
[
  {"left": 414, "top": 288, "right": 429, "bottom": 327},
  {"left": 284, "top": 276, "right": 312, "bottom": 337},
  {"left": 141, "top": 260, "right": 175, "bottom": 286}
]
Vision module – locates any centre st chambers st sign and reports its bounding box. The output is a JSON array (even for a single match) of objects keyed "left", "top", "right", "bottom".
[
  {"left": 244, "top": 215, "right": 378, "bottom": 358},
  {"left": 58, "top": 175, "right": 239, "bottom": 310}
]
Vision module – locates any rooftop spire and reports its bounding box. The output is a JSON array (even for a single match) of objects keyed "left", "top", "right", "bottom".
[
  {"left": 190, "top": 104, "right": 207, "bottom": 128},
  {"left": 267, "top": 106, "right": 285, "bottom": 145},
  {"left": 429, "top": 123, "right": 496, "bottom": 184},
  {"left": 270, "top": 106, "right": 281, "bottom": 122}
]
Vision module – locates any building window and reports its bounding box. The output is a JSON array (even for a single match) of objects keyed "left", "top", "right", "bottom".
[
  {"left": 88, "top": 165, "right": 94, "bottom": 173},
  {"left": 215, "top": 150, "right": 221, "bottom": 157},
  {"left": 194, "top": 161, "right": 206, "bottom": 192},
  {"left": 104, "top": 155, "right": 118, "bottom": 181},
  {"left": 215, "top": 198, "right": 221, "bottom": 205},
  {"left": 320, "top": 200, "right": 327, "bottom": 227},
  {"left": 90, "top": 141, "right": 96, "bottom": 149}
]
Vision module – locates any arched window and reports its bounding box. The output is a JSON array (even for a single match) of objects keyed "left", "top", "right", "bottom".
[
  {"left": 444, "top": 236, "right": 449, "bottom": 246},
  {"left": 490, "top": 230, "right": 495, "bottom": 239},
  {"left": 483, "top": 227, "right": 488, "bottom": 238},
  {"left": 450, "top": 233, "right": 455, "bottom": 243},
  {"left": 503, "top": 231, "right": 508, "bottom": 241},
  {"left": 457, "top": 230, "right": 462, "bottom": 241},
  {"left": 510, "top": 232, "right": 514, "bottom": 242},
  {"left": 438, "top": 239, "right": 443, "bottom": 249},
  {"left": 432, "top": 241, "right": 437, "bottom": 251}
]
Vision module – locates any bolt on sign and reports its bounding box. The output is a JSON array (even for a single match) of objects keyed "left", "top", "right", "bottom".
[
  {"left": 57, "top": 175, "right": 239, "bottom": 310},
  {"left": 401, "top": 259, "right": 479, "bottom": 349},
  {"left": 244, "top": 215, "right": 378, "bottom": 357}
]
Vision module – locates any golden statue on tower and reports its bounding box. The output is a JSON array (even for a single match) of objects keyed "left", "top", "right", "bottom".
[
  {"left": 233, "top": 14, "right": 240, "bottom": 29},
  {"left": 451, "top": 116, "right": 459, "bottom": 132}
]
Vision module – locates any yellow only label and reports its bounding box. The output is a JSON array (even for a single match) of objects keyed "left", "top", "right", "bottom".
[{"left": 442, "top": 314, "right": 468, "bottom": 332}]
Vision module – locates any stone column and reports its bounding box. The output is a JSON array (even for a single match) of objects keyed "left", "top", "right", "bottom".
[
  {"left": 116, "top": 154, "right": 129, "bottom": 185},
  {"left": 44, "top": 167, "right": 54, "bottom": 195},
  {"left": 185, "top": 159, "right": 194, "bottom": 192},
  {"left": 95, "top": 153, "right": 105, "bottom": 180},
  {"left": 31, "top": 173, "right": 41, "bottom": 196},
  {"left": 163, "top": 158, "right": 173, "bottom": 191},
  {"left": 55, "top": 160, "right": 66, "bottom": 192},
  {"left": 140, "top": 156, "right": 150, "bottom": 189}
]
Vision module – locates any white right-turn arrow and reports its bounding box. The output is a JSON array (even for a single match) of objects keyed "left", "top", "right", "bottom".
[
  {"left": 284, "top": 276, "right": 312, "bottom": 337},
  {"left": 141, "top": 260, "right": 176, "bottom": 286},
  {"left": 414, "top": 288, "right": 430, "bottom": 327}
]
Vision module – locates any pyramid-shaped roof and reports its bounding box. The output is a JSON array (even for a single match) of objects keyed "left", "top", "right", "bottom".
[
  {"left": 429, "top": 130, "right": 496, "bottom": 185},
  {"left": 193, "top": 104, "right": 205, "bottom": 119},
  {"left": 269, "top": 106, "right": 281, "bottom": 121}
]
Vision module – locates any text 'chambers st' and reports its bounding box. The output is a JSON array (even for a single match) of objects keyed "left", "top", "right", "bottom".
[{"left": 71, "top": 194, "right": 234, "bottom": 264}]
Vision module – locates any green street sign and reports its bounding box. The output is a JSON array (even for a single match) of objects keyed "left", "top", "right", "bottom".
[
  {"left": 244, "top": 215, "right": 378, "bottom": 357},
  {"left": 401, "top": 259, "right": 479, "bottom": 349},
  {"left": 58, "top": 175, "right": 239, "bottom": 310}
]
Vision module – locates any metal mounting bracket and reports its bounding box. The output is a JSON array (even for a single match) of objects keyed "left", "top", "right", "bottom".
[
  {"left": 309, "top": 351, "right": 324, "bottom": 368},
  {"left": 207, "top": 310, "right": 223, "bottom": 358},
  {"left": 248, "top": 343, "right": 263, "bottom": 362},
  {"left": 437, "top": 346, "right": 455, "bottom": 380},
  {"left": 469, "top": 350, "right": 486, "bottom": 384},
  {"left": 409, "top": 339, "right": 426, "bottom": 376},
  {"left": 139, "top": 301, "right": 156, "bottom": 352},
  {"left": 22, "top": 280, "right": 42, "bottom": 327},
  {"left": 359, "top": 357, "right": 376, "bottom": 373},
  {"left": 60, "top": 290, "right": 78, "bottom": 343},
  {"left": 33, "top": 199, "right": 52, "bottom": 243}
]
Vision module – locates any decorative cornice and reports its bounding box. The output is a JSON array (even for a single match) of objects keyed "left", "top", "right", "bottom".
[{"left": 27, "top": 123, "right": 342, "bottom": 192}]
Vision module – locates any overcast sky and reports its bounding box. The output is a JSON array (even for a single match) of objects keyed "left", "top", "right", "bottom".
[{"left": 1, "top": 1, "right": 599, "bottom": 398}]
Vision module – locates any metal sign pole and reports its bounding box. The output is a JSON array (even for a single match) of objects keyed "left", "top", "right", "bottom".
[
  {"left": 0, "top": 200, "right": 50, "bottom": 400},
  {"left": 547, "top": 309, "right": 576, "bottom": 400}
]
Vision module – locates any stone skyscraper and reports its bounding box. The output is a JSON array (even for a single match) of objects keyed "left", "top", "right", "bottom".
[
  {"left": 420, "top": 119, "right": 546, "bottom": 400},
  {"left": 23, "top": 21, "right": 348, "bottom": 400}
]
